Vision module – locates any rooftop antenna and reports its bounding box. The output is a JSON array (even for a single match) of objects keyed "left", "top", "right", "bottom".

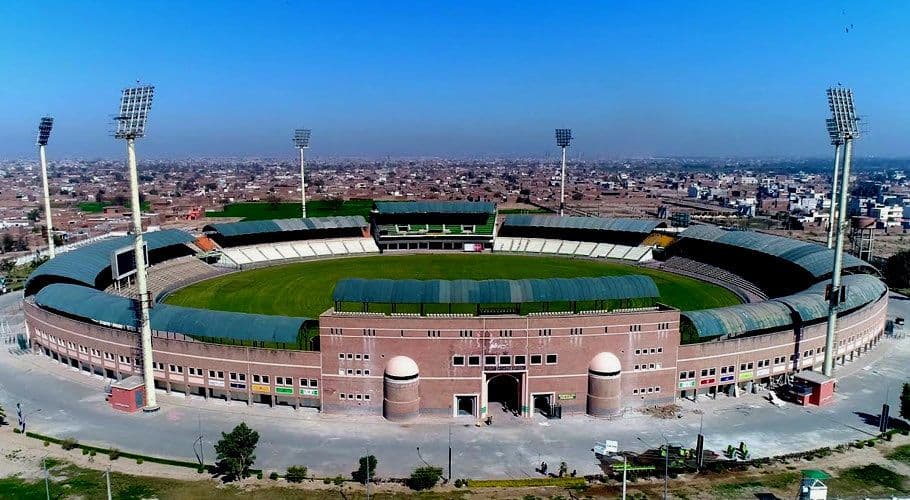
[
  {"left": 293, "top": 129, "right": 311, "bottom": 218},
  {"left": 823, "top": 86, "right": 860, "bottom": 378},
  {"left": 555, "top": 128, "right": 572, "bottom": 216},
  {"left": 36, "top": 117, "right": 56, "bottom": 259},
  {"left": 113, "top": 83, "right": 159, "bottom": 411}
]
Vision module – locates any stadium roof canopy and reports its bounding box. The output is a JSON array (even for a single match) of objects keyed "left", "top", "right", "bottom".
[
  {"left": 502, "top": 215, "right": 662, "bottom": 234},
  {"left": 203, "top": 215, "right": 367, "bottom": 238},
  {"left": 374, "top": 201, "right": 496, "bottom": 215},
  {"left": 34, "top": 283, "right": 311, "bottom": 344},
  {"left": 25, "top": 229, "right": 194, "bottom": 294},
  {"left": 681, "top": 301, "right": 795, "bottom": 339},
  {"left": 679, "top": 225, "right": 872, "bottom": 278},
  {"left": 333, "top": 275, "right": 659, "bottom": 305},
  {"left": 682, "top": 274, "right": 886, "bottom": 338}
]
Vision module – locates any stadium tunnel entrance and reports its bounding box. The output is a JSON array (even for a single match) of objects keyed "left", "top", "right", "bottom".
[{"left": 486, "top": 373, "right": 523, "bottom": 418}]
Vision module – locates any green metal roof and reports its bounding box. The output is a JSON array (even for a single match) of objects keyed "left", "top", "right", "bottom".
[
  {"left": 25, "top": 229, "right": 195, "bottom": 294},
  {"left": 333, "top": 275, "right": 659, "bottom": 304},
  {"left": 502, "top": 215, "right": 661, "bottom": 234},
  {"left": 679, "top": 225, "right": 872, "bottom": 278},
  {"left": 681, "top": 301, "right": 795, "bottom": 339},
  {"left": 34, "top": 284, "right": 310, "bottom": 344},
  {"left": 203, "top": 215, "right": 367, "bottom": 238},
  {"left": 682, "top": 273, "right": 886, "bottom": 338},
  {"left": 374, "top": 201, "right": 496, "bottom": 215}
]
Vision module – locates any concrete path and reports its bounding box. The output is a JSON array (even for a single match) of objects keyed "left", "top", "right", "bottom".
[{"left": 1, "top": 291, "right": 907, "bottom": 478}]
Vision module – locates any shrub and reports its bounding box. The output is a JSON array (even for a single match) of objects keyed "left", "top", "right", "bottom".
[
  {"left": 89, "top": 450, "right": 96, "bottom": 457},
  {"left": 109, "top": 448, "right": 120, "bottom": 460},
  {"left": 82, "top": 448, "right": 89, "bottom": 455},
  {"left": 61, "top": 438, "right": 78, "bottom": 450},
  {"left": 269, "top": 471, "right": 279, "bottom": 481},
  {"left": 12, "top": 428, "right": 21, "bottom": 434},
  {"left": 332, "top": 475, "right": 344, "bottom": 486},
  {"left": 286, "top": 465, "right": 308, "bottom": 483},
  {"left": 407, "top": 466, "right": 443, "bottom": 490},
  {"left": 136, "top": 458, "right": 143, "bottom": 465},
  {"left": 197, "top": 466, "right": 205, "bottom": 474},
  {"left": 256, "top": 471, "right": 263, "bottom": 480},
  {"left": 323, "top": 478, "right": 332, "bottom": 485}
]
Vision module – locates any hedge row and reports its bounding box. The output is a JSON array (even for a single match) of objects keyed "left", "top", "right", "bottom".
[
  {"left": 467, "top": 477, "right": 586, "bottom": 488},
  {"left": 24, "top": 431, "right": 262, "bottom": 475}
]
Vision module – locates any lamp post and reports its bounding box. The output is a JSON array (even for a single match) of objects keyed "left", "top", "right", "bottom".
[
  {"left": 824, "top": 118, "right": 843, "bottom": 249},
  {"left": 294, "top": 129, "right": 311, "bottom": 218},
  {"left": 36, "top": 117, "right": 56, "bottom": 258},
  {"left": 555, "top": 129, "right": 572, "bottom": 216},
  {"left": 113, "top": 84, "right": 158, "bottom": 410}
]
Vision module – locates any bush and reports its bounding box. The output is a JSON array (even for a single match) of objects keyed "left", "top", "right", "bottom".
[
  {"left": 89, "top": 450, "right": 96, "bottom": 457},
  {"left": 136, "top": 458, "right": 143, "bottom": 465},
  {"left": 454, "top": 478, "right": 465, "bottom": 488},
  {"left": 256, "top": 471, "right": 263, "bottom": 480},
  {"left": 323, "top": 478, "right": 332, "bottom": 485},
  {"left": 197, "top": 466, "right": 205, "bottom": 474},
  {"left": 109, "top": 448, "right": 120, "bottom": 460},
  {"left": 352, "top": 455, "right": 377, "bottom": 484},
  {"left": 82, "top": 448, "right": 89, "bottom": 455},
  {"left": 286, "top": 465, "right": 308, "bottom": 483},
  {"left": 407, "top": 466, "right": 443, "bottom": 491},
  {"left": 61, "top": 438, "right": 79, "bottom": 450},
  {"left": 12, "top": 428, "right": 21, "bottom": 434},
  {"left": 332, "top": 476, "right": 344, "bottom": 486},
  {"left": 269, "top": 471, "right": 279, "bottom": 481}
]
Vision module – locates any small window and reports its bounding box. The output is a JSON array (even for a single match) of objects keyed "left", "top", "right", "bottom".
[
  {"left": 363, "top": 354, "right": 370, "bottom": 361},
  {"left": 632, "top": 388, "right": 639, "bottom": 394},
  {"left": 655, "top": 387, "right": 661, "bottom": 392},
  {"left": 346, "top": 369, "right": 353, "bottom": 375},
  {"left": 657, "top": 347, "right": 663, "bottom": 353},
  {"left": 468, "top": 356, "right": 480, "bottom": 366},
  {"left": 514, "top": 355, "right": 526, "bottom": 365},
  {"left": 649, "top": 363, "right": 656, "bottom": 370},
  {"left": 545, "top": 354, "right": 558, "bottom": 365},
  {"left": 679, "top": 372, "right": 688, "bottom": 380},
  {"left": 355, "top": 369, "right": 362, "bottom": 375},
  {"left": 355, "top": 394, "right": 363, "bottom": 400},
  {"left": 634, "top": 364, "right": 640, "bottom": 371},
  {"left": 347, "top": 353, "right": 354, "bottom": 359},
  {"left": 647, "top": 387, "right": 653, "bottom": 393},
  {"left": 310, "top": 379, "right": 318, "bottom": 387},
  {"left": 453, "top": 356, "right": 465, "bottom": 366},
  {"left": 364, "top": 369, "right": 370, "bottom": 376},
  {"left": 355, "top": 354, "right": 362, "bottom": 360},
  {"left": 634, "top": 349, "right": 641, "bottom": 355},
  {"left": 499, "top": 355, "right": 511, "bottom": 366},
  {"left": 530, "top": 354, "right": 542, "bottom": 365},
  {"left": 340, "top": 393, "right": 346, "bottom": 400},
  {"left": 338, "top": 353, "right": 345, "bottom": 359},
  {"left": 364, "top": 394, "right": 371, "bottom": 400},
  {"left": 485, "top": 355, "right": 496, "bottom": 366}
]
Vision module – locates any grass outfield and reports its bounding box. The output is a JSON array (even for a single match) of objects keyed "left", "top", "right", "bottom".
[
  {"left": 164, "top": 254, "right": 740, "bottom": 318},
  {"left": 205, "top": 199, "right": 373, "bottom": 220}
]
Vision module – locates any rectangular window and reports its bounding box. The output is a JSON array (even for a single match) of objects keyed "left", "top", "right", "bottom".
[
  {"left": 363, "top": 354, "right": 370, "bottom": 361},
  {"left": 679, "top": 372, "right": 688, "bottom": 380},
  {"left": 700, "top": 369, "right": 708, "bottom": 377},
  {"left": 485, "top": 355, "right": 497, "bottom": 366},
  {"left": 530, "top": 354, "right": 542, "bottom": 365},
  {"left": 545, "top": 354, "right": 558, "bottom": 365},
  {"left": 468, "top": 356, "right": 480, "bottom": 366},
  {"left": 364, "top": 394, "right": 371, "bottom": 401},
  {"left": 453, "top": 356, "right": 465, "bottom": 366},
  {"left": 499, "top": 355, "right": 511, "bottom": 366},
  {"left": 514, "top": 355, "right": 526, "bottom": 365},
  {"left": 338, "top": 353, "right": 345, "bottom": 359}
]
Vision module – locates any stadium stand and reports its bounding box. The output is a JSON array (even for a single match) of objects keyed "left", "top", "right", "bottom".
[
  {"left": 217, "top": 237, "right": 380, "bottom": 268},
  {"left": 499, "top": 215, "right": 663, "bottom": 246},
  {"left": 203, "top": 216, "right": 369, "bottom": 247},
  {"left": 658, "top": 256, "right": 768, "bottom": 302},
  {"left": 106, "top": 255, "right": 228, "bottom": 300},
  {"left": 493, "top": 236, "right": 653, "bottom": 262},
  {"left": 372, "top": 201, "right": 497, "bottom": 251}
]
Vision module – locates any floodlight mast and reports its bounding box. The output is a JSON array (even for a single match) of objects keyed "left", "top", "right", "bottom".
[
  {"left": 114, "top": 84, "right": 158, "bottom": 411},
  {"left": 294, "top": 129, "right": 311, "bottom": 218},
  {"left": 555, "top": 129, "right": 572, "bottom": 216},
  {"left": 37, "top": 117, "right": 56, "bottom": 259},
  {"left": 823, "top": 86, "right": 860, "bottom": 378},
  {"left": 825, "top": 119, "right": 843, "bottom": 249}
]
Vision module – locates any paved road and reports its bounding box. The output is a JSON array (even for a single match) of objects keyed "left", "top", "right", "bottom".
[{"left": 1, "top": 291, "right": 907, "bottom": 478}]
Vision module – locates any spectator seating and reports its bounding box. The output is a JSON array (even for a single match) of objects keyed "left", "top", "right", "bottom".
[
  {"left": 218, "top": 238, "right": 380, "bottom": 268},
  {"left": 107, "top": 255, "right": 227, "bottom": 299},
  {"left": 492, "top": 237, "right": 653, "bottom": 263},
  {"left": 659, "top": 256, "right": 768, "bottom": 302}
]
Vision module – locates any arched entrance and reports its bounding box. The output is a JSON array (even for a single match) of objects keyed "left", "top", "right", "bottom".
[{"left": 487, "top": 373, "right": 521, "bottom": 416}]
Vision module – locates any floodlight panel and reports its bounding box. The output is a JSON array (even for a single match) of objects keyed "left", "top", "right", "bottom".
[
  {"left": 825, "top": 118, "right": 842, "bottom": 145},
  {"left": 294, "top": 128, "right": 311, "bottom": 148},
  {"left": 37, "top": 116, "right": 54, "bottom": 146},
  {"left": 826, "top": 87, "right": 859, "bottom": 138},
  {"left": 555, "top": 128, "right": 572, "bottom": 147},
  {"left": 114, "top": 85, "right": 155, "bottom": 139}
]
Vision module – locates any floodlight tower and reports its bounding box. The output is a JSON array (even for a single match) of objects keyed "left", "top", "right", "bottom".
[
  {"left": 294, "top": 129, "right": 311, "bottom": 218},
  {"left": 823, "top": 86, "right": 860, "bottom": 377},
  {"left": 114, "top": 84, "right": 158, "bottom": 411},
  {"left": 825, "top": 118, "right": 844, "bottom": 249},
  {"left": 36, "top": 117, "right": 56, "bottom": 259},
  {"left": 555, "top": 128, "right": 572, "bottom": 216}
]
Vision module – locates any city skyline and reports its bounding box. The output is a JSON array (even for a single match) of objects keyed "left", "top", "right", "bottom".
[{"left": 2, "top": 1, "right": 909, "bottom": 158}]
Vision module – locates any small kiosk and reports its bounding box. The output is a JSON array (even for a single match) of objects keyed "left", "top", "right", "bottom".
[
  {"left": 108, "top": 376, "right": 146, "bottom": 413},
  {"left": 790, "top": 371, "right": 836, "bottom": 406}
]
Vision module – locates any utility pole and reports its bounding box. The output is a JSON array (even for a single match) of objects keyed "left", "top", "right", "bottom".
[
  {"left": 621, "top": 455, "right": 627, "bottom": 500},
  {"left": 293, "top": 129, "right": 311, "bottom": 218},
  {"left": 44, "top": 456, "right": 50, "bottom": 500},
  {"left": 105, "top": 466, "right": 112, "bottom": 500}
]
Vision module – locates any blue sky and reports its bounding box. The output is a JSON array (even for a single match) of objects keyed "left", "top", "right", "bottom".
[{"left": 1, "top": 1, "right": 908, "bottom": 158}]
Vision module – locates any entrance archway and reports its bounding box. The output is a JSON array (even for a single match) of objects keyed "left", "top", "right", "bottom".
[{"left": 487, "top": 374, "right": 521, "bottom": 416}]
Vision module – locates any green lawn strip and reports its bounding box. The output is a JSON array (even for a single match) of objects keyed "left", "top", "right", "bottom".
[
  {"left": 205, "top": 200, "right": 374, "bottom": 221},
  {"left": 888, "top": 444, "right": 910, "bottom": 465},
  {"left": 467, "top": 477, "right": 585, "bottom": 488},
  {"left": 164, "top": 254, "right": 741, "bottom": 318},
  {"left": 78, "top": 201, "right": 151, "bottom": 213},
  {"left": 827, "top": 464, "right": 908, "bottom": 495}
]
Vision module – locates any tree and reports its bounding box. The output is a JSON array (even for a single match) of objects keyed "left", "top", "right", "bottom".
[
  {"left": 901, "top": 383, "right": 910, "bottom": 421},
  {"left": 884, "top": 250, "right": 910, "bottom": 290},
  {"left": 1, "top": 234, "right": 14, "bottom": 253},
  {"left": 214, "top": 422, "right": 259, "bottom": 480},
  {"left": 407, "top": 466, "right": 443, "bottom": 491},
  {"left": 27, "top": 209, "right": 40, "bottom": 223},
  {"left": 266, "top": 193, "right": 282, "bottom": 210},
  {"left": 352, "top": 455, "right": 377, "bottom": 484},
  {"left": 0, "top": 403, "right": 6, "bottom": 426},
  {"left": 285, "top": 465, "right": 308, "bottom": 483}
]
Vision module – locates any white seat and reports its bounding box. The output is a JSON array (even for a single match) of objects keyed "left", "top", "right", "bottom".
[
  {"left": 493, "top": 239, "right": 507, "bottom": 251},
  {"left": 607, "top": 245, "right": 631, "bottom": 259},
  {"left": 223, "top": 248, "right": 250, "bottom": 265},
  {"left": 310, "top": 241, "right": 331, "bottom": 256},
  {"left": 624, "top": 246, "right": 649, "bottom": 261},
  {"left": 291, "top": 242, "right": 315, "bottom": 257},
  {"left": 525, "top": 238, "right": 544, "bottom": 253},
  {"left": 575, "top": 242, "right": 596, "bottom": 256},
  {"left": 259, "top": 246, "right": 284, "bottom": 261},
  {"left": 343, "top": 239, "right": 364, "bottom": 253},
  {"left": 274, "top": 244, "right": 299, "bottom": 259},
  {"left": 361, "top": 239, "right": 380, "bottom": 253},
  {"left": 541, "top": 239, "right": 562, "bottom": 254},
  {"left": 326, "top": 240, "right": 348, "bottom": 255},
  {"left": 240, "top": 248, "right": 267, "bottom": 262},
  {"left": 557, "top": 240, "right": 579, "bottom": 255},
  {"left": 592, "top": 243, "right": 613, "bottom": 258}
]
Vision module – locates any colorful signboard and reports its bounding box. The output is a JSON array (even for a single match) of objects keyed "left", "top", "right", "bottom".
[
  {"left": 275, "top": 387, "right": 294, "bottom": 395},
  {"left": 678, "top": 380, "right": 696, "bottom": 389},
  {"left": 738, "top": 372, "right": 754, "bottom": 381},
  {"left": 557, "top": 393, "right": 577, "bottom": 400},
  {"left": 251, "top": 384, "right": 271, "bottom": 394},
  {"left": 299, "top": 388, "right": 319, "bottom": 397}
]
